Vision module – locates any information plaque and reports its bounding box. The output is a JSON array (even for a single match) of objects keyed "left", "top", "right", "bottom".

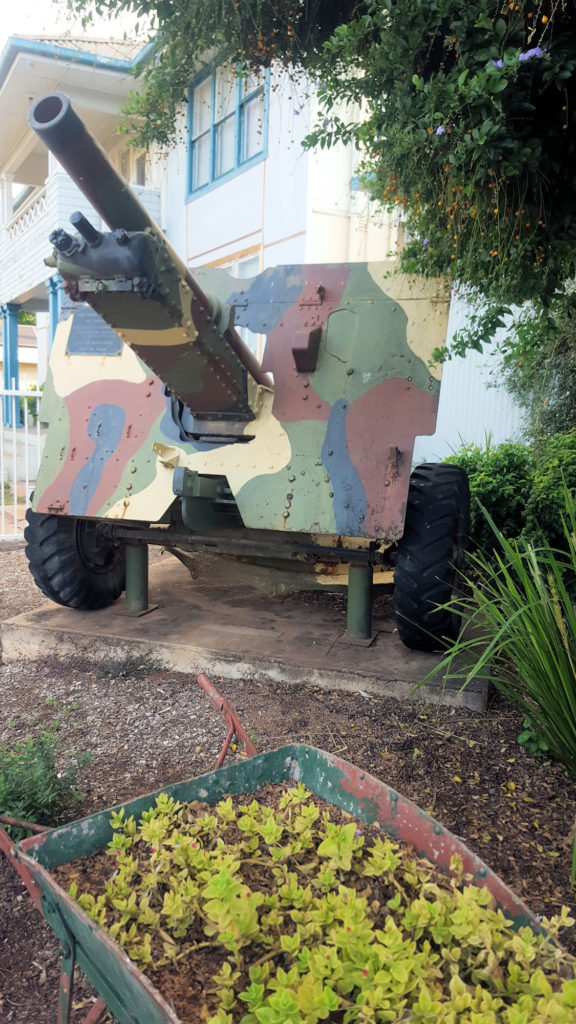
[{"left": 65, "top": 303, "right": 124, "bottom": 356}]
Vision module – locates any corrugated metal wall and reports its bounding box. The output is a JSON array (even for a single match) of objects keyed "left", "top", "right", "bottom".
[{"left": 413, "top": 295, "right": 525, "bottom": 465}]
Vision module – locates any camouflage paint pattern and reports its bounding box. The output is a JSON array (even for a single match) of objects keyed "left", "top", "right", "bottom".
[
  {"left": 34, "top": 261, "right": 449, "bottom": 540},
  {"left": 29, "top": 91, "right": 450, "bottom": 545}
]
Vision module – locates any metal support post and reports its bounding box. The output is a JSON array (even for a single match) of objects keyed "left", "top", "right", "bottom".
[
  {"left": 46, "top": 275, "right": 64, "bottom": 350},
  {"left": 124, "top": 543, "right": 149, "bottom": 614},
  {"left": 1, "top": 303, "right": 21, "bottom": 426},
  {"left": 346, "top": 563, "right": 373, "bottom": 641}
]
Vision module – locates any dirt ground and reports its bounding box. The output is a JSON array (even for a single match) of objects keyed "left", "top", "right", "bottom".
[{"left": 1, "top": 541, "right": 576, "bottom": 1023}]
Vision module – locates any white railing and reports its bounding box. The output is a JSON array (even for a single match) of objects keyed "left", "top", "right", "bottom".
[
  {"left": 0, "top": 384, "right": 46, "bottom": 539},
  {"left": 7, "top": 187, "right": 48, "bottom": 243}
]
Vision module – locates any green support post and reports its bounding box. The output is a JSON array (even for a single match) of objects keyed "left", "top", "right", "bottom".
[
  {"left": 346, "top": 563, "right": 373, "bottom": 641},
  {"left": 125, "top": 543, "right": 149, "bottom": 614}
]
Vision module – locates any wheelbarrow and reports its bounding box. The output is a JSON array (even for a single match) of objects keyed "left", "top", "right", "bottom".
[{"left": 5, "top": 742, "right": 551, "bottom": 1024}]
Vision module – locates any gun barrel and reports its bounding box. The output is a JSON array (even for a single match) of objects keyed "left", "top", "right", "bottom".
[
  {"left": 29, "top": 93, "right": 154, "bottom": 233},
  {"left": 29, "top": 92, "right": 272, "bottom": 397}
]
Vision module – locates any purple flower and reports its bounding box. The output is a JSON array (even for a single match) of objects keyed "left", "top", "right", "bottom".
[
  {"left": 436, "top": 125, "right": 445, "bottom": 135},
  {"left": 492, "top": 59, "right": 504, "bottom": 68},
  {"left": 423, "top": 237, "right": 430, "bottom": 246},
  {"left": 519, "top": 47, "right": 545, "bottom": 62},
  {"left": 355, "top": 829, "right": 363, "bottom": 837},
  {"left": 323, "top": 118, "right": 330, "bottom": 128}
]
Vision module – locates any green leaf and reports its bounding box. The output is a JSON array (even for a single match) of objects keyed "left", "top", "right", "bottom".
[
  {"left": 563, "top": 978, "right": 576, "bottom": 1005},
  {"left": 489, "top": 77, "right": 508, "bottom": 93}
]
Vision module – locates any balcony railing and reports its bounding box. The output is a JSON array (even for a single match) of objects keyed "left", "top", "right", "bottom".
[{"left": 7, "top": 187, "right": 48, "bottom": 243}]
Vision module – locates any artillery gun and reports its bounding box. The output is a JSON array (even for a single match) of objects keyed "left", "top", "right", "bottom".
[{"left": 24, "top": 92, "right": 469, "bottom": 651}]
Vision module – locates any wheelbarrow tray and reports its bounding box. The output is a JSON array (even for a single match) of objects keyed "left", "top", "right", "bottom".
[{"left": 15, "top": 743, "right": 542, "bottom": 1024}]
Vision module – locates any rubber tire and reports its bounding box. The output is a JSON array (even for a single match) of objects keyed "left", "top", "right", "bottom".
[
  {"left": 24, "top": 509, "right": 125, "bottom": 610},
  {"left": 394, "top": 464, "right": 470, "bottom": 652}
]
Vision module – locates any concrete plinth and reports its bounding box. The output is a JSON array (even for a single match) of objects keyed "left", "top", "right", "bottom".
[{"left": 1, "top": 555, "right": 490, "bottom": 711}]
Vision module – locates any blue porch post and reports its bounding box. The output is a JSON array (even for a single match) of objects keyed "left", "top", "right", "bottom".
[
  {"left": 46, "top": 275, "right": 64, "bottom": 350},
  {"left": 1, "top": 302, "right": 21, "bottom": 426}
]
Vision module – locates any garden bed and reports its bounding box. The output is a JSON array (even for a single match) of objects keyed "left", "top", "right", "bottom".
[{"left": 15, "top": 746, "right": 576, "bottom": 1024}]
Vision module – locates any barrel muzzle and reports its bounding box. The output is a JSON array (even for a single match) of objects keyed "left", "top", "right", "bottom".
[{"left": 29, "top": 92, "right": 155, "bottom": 233}]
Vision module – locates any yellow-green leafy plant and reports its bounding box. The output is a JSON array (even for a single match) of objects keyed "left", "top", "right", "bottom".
[{"left": 68, "top": 784, "right": 576, "bottom": 1023}]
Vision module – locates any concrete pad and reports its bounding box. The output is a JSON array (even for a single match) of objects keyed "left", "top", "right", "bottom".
[{"left": 1, "top": 555, "right": 490, "bottom": 711}]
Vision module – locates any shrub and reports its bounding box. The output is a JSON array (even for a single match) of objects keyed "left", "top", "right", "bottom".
[
  {"left": 444, "top": 439, "right": 531, "bottom": 551},
  {"left": 525, "top": 430, "right": 576, "bottom": 548},
  {"left": 447, "top": 432, "right": 576, "bottom": 553},
  {"left": 0, "top": 729, "right": 91, "bottom": 839}
]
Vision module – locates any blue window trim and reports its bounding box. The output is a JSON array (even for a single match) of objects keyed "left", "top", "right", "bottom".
[{"left": 186, "top": 66, "right": 269, "bottom": 201}]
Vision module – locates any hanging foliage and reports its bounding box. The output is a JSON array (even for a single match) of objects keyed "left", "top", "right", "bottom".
[
  {"left": 69, "top": 0, "right": 359, "bottom": 146},
  {"left": 304, "top": 1, "right": 576, "bottom": 355}
]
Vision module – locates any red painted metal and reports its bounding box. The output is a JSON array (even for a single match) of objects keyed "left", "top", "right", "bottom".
[
  {"left": 0, "top": 813, "right": 50, "bottom": 833},
  {"left": 82, "top": 997, "right": 107, "bottom": 1023},
  {"left": 196, "top": 673, "right": 258, "bottom": 767},
  {"left": 57, "top": 964, "right": 74, "bottom": 1024},
  {"left": 0, "top": 824, "right": 44, "bottom": 910}
]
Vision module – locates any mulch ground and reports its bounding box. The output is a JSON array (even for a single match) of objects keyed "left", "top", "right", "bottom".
[{"left": 1, "top": 543, "right": 576, "bottom": 1022}]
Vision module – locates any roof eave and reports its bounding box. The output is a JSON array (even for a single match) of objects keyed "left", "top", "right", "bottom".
[{"left": 0, "top": 35, "right": 153, "bottom": 91}]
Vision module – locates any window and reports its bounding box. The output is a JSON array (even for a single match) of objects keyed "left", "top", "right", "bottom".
[
  {"left": 135, "top": 153, "right": 147, "bottom": 187},
  {"left": 189, "top": 66, "right": 267, "bottom": 195},
  {"left": 119, "top": 148, "right": 148, "bottom": 187}
]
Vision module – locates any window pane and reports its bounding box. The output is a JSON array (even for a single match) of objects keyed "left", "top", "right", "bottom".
[
  {"left": 193, "top": 132, "right": 211, "bottom": 189},
  {"left": 242, "top": 93, "right": 264, "bottom": 162},
  {"left": 190, "top": 66, "right": 267, "bottom": 191},
  {"left": 215, "top": 65, "right": 236, "bottom": 121},
  {"left": 215, "top": 115, "right": 235, "bottom": 178},
  {"left": 135, "top": 152, "right": 147, "bottom": 186},
  {"left": 242, "top": 70, "right": 264, "bottom": 97},
  {"left": 193, "top": 78, "right": 212, "bottom": 138}
]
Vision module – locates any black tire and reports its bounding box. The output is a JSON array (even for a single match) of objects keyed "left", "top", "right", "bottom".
[
  {"left": 24, "top": 509, "right": 125, "bottom": 610},
  {"left": 394, "top": 464, "right": 470, "bottom": 651}
]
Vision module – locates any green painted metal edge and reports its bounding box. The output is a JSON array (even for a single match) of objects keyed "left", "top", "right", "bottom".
[
  {"left": 14, "top": 744, "right": 545, "bottom": 1024},
  {"left": 19, "top": 745, "right": 296, "bottom": 868}
]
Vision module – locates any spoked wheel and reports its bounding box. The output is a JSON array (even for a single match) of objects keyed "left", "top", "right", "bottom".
[
  {"left": 393, "top": 464, "right": 470, "bottom": 651},
  {"left": 24, "top": 509, "right": 125, "bottom": 609}
]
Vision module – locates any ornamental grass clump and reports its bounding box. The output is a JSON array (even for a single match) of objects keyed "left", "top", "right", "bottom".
[
  {"left": 425, "top": 491, "right": 576, "bottom": 779},
  {"left": 65, "top": 784, "right": 576, "bottom": 1023}
]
